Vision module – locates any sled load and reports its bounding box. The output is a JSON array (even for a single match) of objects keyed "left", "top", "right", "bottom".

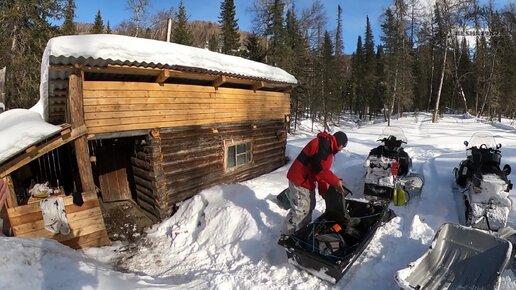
[
  {"left": 363, "top": 127, "right": 424, "bottom": 204},
  {"left": 278, "top": 187, "right": 395, "bottom": 283},
  {"left": 395, "top": 223, "right": 512, "bottom": 290},
  {"left": 453, "top": 132, "right": 513, "bottom": 231}
]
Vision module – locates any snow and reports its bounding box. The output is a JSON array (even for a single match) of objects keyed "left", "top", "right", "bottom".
[
  {"left": 2, "top": 112, "right": 516, "bottom": 289},
  {"left": 0, "top": 109, "right": 61, "bottom": 164}
]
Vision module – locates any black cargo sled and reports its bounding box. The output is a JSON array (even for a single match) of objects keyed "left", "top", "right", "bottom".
[
  {"left": 278, "top": 187, "right": 395, "bottom": 283},
  {"left": 363, "top": 127, "right": 424, "bottom": 204},
  {"left": 395, "top": 223, "right": 512, "bottom": 290},
  {"left": 453, "top": 132, "right": 513, "bottom": 231}
]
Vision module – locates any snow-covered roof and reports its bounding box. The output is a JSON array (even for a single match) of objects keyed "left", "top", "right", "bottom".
[
  {"left": 0, "top": 109, "right": 62, "bottom": 164},
  {"left": 35, "top": 34, "right": 297, "bottom": 122}
]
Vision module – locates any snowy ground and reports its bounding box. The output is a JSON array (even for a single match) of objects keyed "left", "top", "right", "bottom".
[{"left": 2, "top": 112, "right": 516, "bottom": 289}]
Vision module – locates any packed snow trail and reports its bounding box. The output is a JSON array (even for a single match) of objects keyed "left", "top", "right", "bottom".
[{"left": 2, "top": 113, "right": 516, "bottom": 289}]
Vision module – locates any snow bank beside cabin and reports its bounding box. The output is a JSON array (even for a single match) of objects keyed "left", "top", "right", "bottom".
[{"left": 0, "top": 109, "right": 61, "bottom": 164}]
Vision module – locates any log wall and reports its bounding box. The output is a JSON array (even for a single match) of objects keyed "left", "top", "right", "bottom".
[
  {"left": 82, "top": 81, "right": 290, "bottom": 134},
  {"left": 131, "top": 121, "right": 287, "bottom": 220}
]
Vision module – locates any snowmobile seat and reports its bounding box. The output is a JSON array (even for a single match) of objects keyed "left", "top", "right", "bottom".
[{"left": 395, "top": 223, "right": 512, "bottom": 290}]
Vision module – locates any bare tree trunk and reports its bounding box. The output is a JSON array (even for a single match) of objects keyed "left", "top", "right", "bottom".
[
  {"left": 433, "top": 45, "right": 448, "bottom": 123},
  {"left": 452, "top": 43, "right": 468, "bottom": 113},
  {"left": 478, "top": 54, "right": 496, "bottom": 117},
  {"left": 388, "top": 70, "right": 398, "bottom": 126}
]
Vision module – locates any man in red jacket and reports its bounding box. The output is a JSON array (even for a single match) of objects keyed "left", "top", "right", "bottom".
[{"left": 282, "top": 131, "right": 348, "bottom": 235}]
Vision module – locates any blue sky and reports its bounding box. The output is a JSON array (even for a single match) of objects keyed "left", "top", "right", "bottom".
[
  {"left": 70, "top": 0, "right": 394, "bottom": 54},
  {"left": 68, "top": 0, "right": 510, "bottom": 54}
]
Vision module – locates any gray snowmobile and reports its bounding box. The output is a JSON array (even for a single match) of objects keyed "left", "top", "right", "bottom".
[{"left": 454, "top": 132, "right": 513, "bottom": 231}]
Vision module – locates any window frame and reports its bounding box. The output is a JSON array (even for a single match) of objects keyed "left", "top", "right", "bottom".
[{"left": 224, "top": 139, "right": 253, "bottom": 171}]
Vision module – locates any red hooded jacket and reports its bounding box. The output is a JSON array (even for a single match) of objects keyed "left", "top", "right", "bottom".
[{"left": 287, "top": 132, "right": 342, "bottom": 195}]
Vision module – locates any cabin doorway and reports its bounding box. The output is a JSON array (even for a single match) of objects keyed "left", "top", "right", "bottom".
[{"left": 91, "top": 138, "right": 136, "bottom": 202}]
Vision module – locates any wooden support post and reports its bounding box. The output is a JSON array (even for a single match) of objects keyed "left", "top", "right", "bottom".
[
  {"left": 69, "top": 70, "right": 96, "bottom": 192},
  {"left": 2, "top": 175, "right": 17, "bottom": 208}
]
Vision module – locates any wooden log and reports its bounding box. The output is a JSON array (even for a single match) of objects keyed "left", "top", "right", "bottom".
[
  {"left": 69, "top": 71, "right": 96, "bottom": 192},
  {"left": 2, "top": 176, "right": 17, "bottom": 208}
]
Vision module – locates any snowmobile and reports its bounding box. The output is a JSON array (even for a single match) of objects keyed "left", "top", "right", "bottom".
[
  {"left": 453, "top": 132, "right": 513, "bottom": 231},
  {"left": 395, "top": 223, "right": 513, "bottom": 290},
  {"left": 278, "top": 186, "right": 395, "bottom": 283},
  {"left": 363, "top": 127, "right": 424, "bottom": 204}
]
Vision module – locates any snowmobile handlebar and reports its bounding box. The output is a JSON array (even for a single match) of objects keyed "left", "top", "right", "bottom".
[{"left": 377, "top": 138, "right": 407, "bottom": 144}]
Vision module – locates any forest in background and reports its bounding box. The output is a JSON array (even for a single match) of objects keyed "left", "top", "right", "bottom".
[{"left": 0, "top": 0, "right": 514, "bottom": 129}]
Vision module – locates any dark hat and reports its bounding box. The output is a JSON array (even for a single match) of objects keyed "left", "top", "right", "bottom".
[{"left": 334, "top": 131, "right": 348, "bottom": 147}]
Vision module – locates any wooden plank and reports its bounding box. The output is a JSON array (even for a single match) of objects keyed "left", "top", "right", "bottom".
[
  {"left": 84, "top": 107, "right": 289, "bottom": 120},
  {"left": 9, "top": 198, "right": 100, "bottom": 227},
  {"left": 86, "top": 117, "right": 286, "bottom": 134},
  {"left": 12, "top": 207, "right": 102, "bottom": 235},
  {"left": 82, "top": 81, "right": 291, "bottom": 95},
  {"left": 0, "top": 125, "right": 87, "bottom": 178},
  {"left": 252, "top": 81, "right": 265, "bottom": 91},
  {"left": 7, "top": 191, "right": 98, "bottom": 218},
  {"left": 82, "top": 86, "right": 289, "bottom": 99},
  {"left": 213, "top": 76, "right": 226, "bottom": 88},
  {"left": 83, "top": 102, "right": 289, "bottom": 113},
  {"left": 155, "top": 69, "right": 170, "bottom": 83},
  {"left": 16, "top": 220, "right": 106, "bottom": 240},
  {"left": 61, "top": 230, "right": 111, "bottom": 249},
  {"left": 85, "top": 112, "right": 288, "bottom": 126}
]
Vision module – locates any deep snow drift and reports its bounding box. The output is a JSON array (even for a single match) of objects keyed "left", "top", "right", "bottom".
[{"left": 1, "top": 113, "right": 516, "bottom": 290}]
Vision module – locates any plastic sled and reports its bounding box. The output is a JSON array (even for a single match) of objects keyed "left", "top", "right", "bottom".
[
  {"left": 395, "top": 223, "right": 512, "bottom": 290},
  {"left": 278, "top": 187, "right": 395, "bottom": 283}
]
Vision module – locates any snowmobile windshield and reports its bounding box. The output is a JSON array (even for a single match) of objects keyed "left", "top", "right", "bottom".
[
  {"left": 467, "top": 132, "right": 498, "bottom": 149},
  {"left": 378, "top": 127, "right": 408, "bottom": 143}
]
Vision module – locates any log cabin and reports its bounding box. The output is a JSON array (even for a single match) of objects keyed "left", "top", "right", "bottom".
[{"left": 0, "top": 34, "right": 296, "bottom": 247}]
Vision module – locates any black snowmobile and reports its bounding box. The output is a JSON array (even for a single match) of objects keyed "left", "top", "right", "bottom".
[
  {"left": 278, "top": 187, "right": 394, "bottom": 283},
  {"left": 363, "top": 127, "right": 423, "bottom": 204},
  {"left": 454, "top": 132, "right": 513, "bottom": 231}
]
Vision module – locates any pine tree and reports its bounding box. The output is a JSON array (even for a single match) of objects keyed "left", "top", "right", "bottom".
[
  {"left": 363, "top": 16, "right": 377, "bottom": 119},
  {"left": 62, "top": 0, "right": 76, "bottom": 35},
  {"left": 172, "top": 0, "right": 193, "bottom": 45},
  {"left": 106, "top": 21, "right": 112, "bottom": 34},
  {"left": 243, "top": 33, "right": 264, "bottom": 62},
  {"left": 0, "top": 0, "right": 64, "bottom": 109},
  {"left": 208, "top": 33, "right": 219, "bottom": 52},
  {"left": 284, "top": 6, "right": 311, "bottom": 131},
  {"left": 218, "top": 0, "right": 240, "bottom": 55},
  {"left": 91, "top": 10, "right": 104, "bottom": 34},
  {"left": 351, "top": 35, "right": 365, "bottom": 117},
  {"left": 265, "top": 0, "right": 287, "bottom": 67},
  {"left": 335, "top": 5, "right": 344, "bottom": 57}
]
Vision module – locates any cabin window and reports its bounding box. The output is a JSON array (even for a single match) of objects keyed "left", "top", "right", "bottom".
[{"left": 225, "top": 140, "right": 252, "bottom": 170}]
